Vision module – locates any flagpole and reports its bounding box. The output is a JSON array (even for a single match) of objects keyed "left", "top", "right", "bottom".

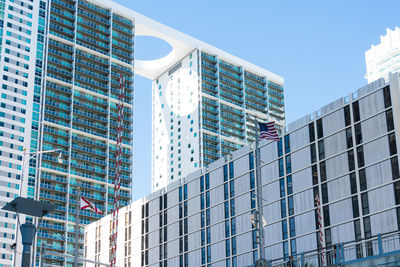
[
  {"left": 255, "top": 119, "right": 266, "bottom": 261},
  {"left": 75, "top": 187, "right": 80, "bottom": 267}
]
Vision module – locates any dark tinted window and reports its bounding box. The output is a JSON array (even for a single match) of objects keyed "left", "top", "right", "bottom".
[
  {"left": 344, "top": 105, "right": 351, "bottom": 126},
  {"left": 383, "top": 86, "right": 392, "bottom": 108},
  {"left": 353, "top": 101, "right": 360, "bottom": 122}
]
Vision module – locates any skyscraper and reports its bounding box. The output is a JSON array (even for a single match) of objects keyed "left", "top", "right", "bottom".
[
  {"left": 0, "top": 0, "right": 284, "bottom": 265},
  {"left": 365, "top": 27, "right": 400, "bottom": 83},
  {"left": 152, "top": 50, "right": 285, "bottom": 191},
  {"left": 1, "top": 0, "right": 134, "bottom": 266},
  {"left": 0, "top": 0, "right": 42, "bottom": 264}
]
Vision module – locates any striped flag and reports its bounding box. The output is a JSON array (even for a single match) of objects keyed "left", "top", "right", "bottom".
[
  {"left": 80, "top": 196, "right": 103, "bottom": 214},
  {"left": 259, "top": 121, "right": 280, "bottom": 141}
]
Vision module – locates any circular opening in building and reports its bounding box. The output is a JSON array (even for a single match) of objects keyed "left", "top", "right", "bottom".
[{"left": 135, "top": 35, "right": 173, "bottom": 61}]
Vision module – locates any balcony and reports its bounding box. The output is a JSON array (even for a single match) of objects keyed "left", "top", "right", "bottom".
[
  {"left": 71, "top": 134, "right": 107, "bottom": 149},
  {"left": 244, "top": 71, "right": 266, "bottom": 84},
  {"left": 219, "top": 61, "right": 241, "bottom": 73}
]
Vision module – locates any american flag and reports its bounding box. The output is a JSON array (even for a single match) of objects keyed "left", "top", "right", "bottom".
[
  {"left": 80, "top": 196, "right": 103, "bottom": 214},
  {"left": 259, "top": 121, "right": 280, "bottom": 141}
]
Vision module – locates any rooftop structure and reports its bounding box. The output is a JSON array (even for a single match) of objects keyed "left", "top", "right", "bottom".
[{"left": 365, "top": 27, "right": 400, "bottom": 83}]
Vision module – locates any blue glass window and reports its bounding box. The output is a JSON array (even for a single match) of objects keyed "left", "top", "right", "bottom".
[
  {"left": 249, "top": 152, "right": 254, "bottom": 170},
  {"left": 279, "top": 158, "right": 284, "bottom": 177},
  {"left": 225, "top": 220, "right": 230, "bottom": 237},
  {"left": 282, "top": 220, "right": 288, "bottom": 239},
  {"left": 229, "top": 162, "right": 234, "bottom": 179},
  {"left": 205, "top": 173, "right": 210, "bottom": 190}
]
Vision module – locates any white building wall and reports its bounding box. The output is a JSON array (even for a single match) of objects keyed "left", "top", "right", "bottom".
[
  {"left": 86, "top": 76, "right": 400, "bottom": 266},
  {"left": 365, "top": 27, "right": 400, "bottom": 83},
  {"left": 152, "top": 50, "right": 200, "bottom": 192}
]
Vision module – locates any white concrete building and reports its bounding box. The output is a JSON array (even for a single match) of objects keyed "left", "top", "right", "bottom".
[
  {"left": 152, "top": 49, "right": 285, "bottom": 192},
  {"left": 85, "top": 73, "right": 400, "bottom": 267},
  {"left": 365, "top": 27, "right": 400, "bottom": 83}
]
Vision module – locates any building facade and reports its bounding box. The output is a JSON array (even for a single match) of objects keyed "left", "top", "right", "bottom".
[
  {"left": 1, "top": 0, "right": 134, "bottom": 266},
  {"left": 0, "top": 0, "right": 287, "bottom": 266},
  {"left": 0, "top": 0, "right": 45, "bottom": 264},
  {"left": 86, "top": 73, "right": 400, "bottom": 266},
  {"left": 365, "top": 27, "right": 400, "bottom": 83},
  {"left": 152, "top": 49, "right": 285, "bottom": 191}
]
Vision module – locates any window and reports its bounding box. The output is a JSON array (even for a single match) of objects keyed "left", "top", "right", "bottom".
[
  {"left": 279, "top": 158, "right": 284, "bottom": 177},
  {"left": 225, "top": 220, "right": 230, "bottom": 237},
  {"left": 284, "top": 134, "right": 290, "bottom": 153},
  {"left": 290, "top": 239, "right": 297, "bottom": 255},
  {"left": 354, "top": 219, "right": 361, "bottom": 241},
  {"left": 205, "top": 173, "right": 210, "bottom": 190},
  {"left": 321, "top": 183, "right": 328, "bottom": 204},
  {"left": 344, "top": 105, "right": 351, "bottom": 126},
  {"left": 350, "top": 172, "right": 357, "bottom": 194},
  {"left": 346, "top": 128, "right": 353, "bottom": 148},
  {"left": 316, "top": 118, "right": 323, "bottom": 139},
  {"left": 352, "top": 196, "right": 359, "bottom": 217},
  {"left": 282, "top": 220, "right": 288, "bottom": 239},
  {"left": 357, "top": 146, "right": 365, "bottom": 168},
  {"left": 224, "top": 183, "right": 229, "bottom": 200},
  {"left": 348, "top": 150, "right": 355, "bottom": 171},
  {"left": 361, "top": 193, "right": 369, "bottom": 215},
  {"left": 354, "top": 123, "right": 362, "bottom": 145},
  {"left": 392, "top": 157, "right": 399, "bottom": 180},
  {"left": 223, "top": 165, "right": 228, "bottom": 181},
  {"left": 280, "top": 179, "right": 285, "bottom": 197},
  {"left": 200, "top": 176, "right": 204, "bottom": 192},
  {"left": 283, "top": 241, "right": 289, "bottom": 258},
  {"left": 310, "top": 143, "right": 316, "bottom": 163},
  {"left": 230, "top": 199, "right": 235, "bottom": 216},
  {"left": 281, "top": 199, "right": 286, "bottom": 218},
  {"left": 320, "top": 161, "right": 326, "bottom": 182},
  {"left": 311, "top": 165, "right": 319, "bottom": 185},
  {"left": 389, "top": 133, "right": 397, "bottom": 156},
  {"left": 229, "top": 162, "right": 234, "bottom": 179},
  {"left": 229, "top": 180, "right": 234, "bottom": 197},
  {"left": 309, "top": 122, "right": 315, "bottom": 142},
  {"left": 225, "top": 239, "right": 231, "bottom": 257},
  {"left": 353, "top": 101, "right": 360, "bottom": 122},
  {"left": 323, "top": 206, "right": 330, "bottom": 226},
  {"left": 289, "top": 217, "right": 295, "bottom": 237},
  {"left": 231, "top": 218, "right": 236, "bottom": 235},
  {"left": 249, "top": 152, "right": 254, "bottom": 170},
  {"left": 394, "top": 182, "right": 400, "bottom": 205},
  {"left": 277, "top": 138, "right": 283, "bottom": 157},
  {"left": 318, "top": 140, "right": 325, "bottom": 160},
  {"left": 383, "top": 86, "right": 392, "bottom": 108},
  {"left": 285, "top": 155, "right": 291, "bottom": 174},
  {"left": 288, "top": 196, "right": 294, "bottom": 216},
  {"left": 359, "top": 169, "right": 367, "bottom": 191},
  {"left": 250, "top": 171, "right": 255, "bottom": 189},
  {"left": 386, "top": 109, "right": 394, "bottom": 132}
]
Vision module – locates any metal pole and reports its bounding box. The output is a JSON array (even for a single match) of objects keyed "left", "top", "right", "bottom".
[
  {"left": 75, "top": 188, "right": 80, "bottom": 267},
  {"left": 13, "top": 148, "right": 27, "bottom": 267},
  {"left": 39, "top": 243, "right": 43, "bottom": 267},
  {"left": 255, "top": 120, "right": 266, "bottom": 260}
]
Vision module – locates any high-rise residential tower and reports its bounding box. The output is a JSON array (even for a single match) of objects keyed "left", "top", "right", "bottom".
[
  {"left": 0, "top": 0, "right": 44, "bottom": 264},
  {"left": 1, "top": 0, "right": 134, "bottom": 266},
  {"left": 365, "top": 27, "right": 400, "bottom": 83},
  {"left": 0, "top": 0, "right": 284, "bottom": 265},
  {"left": 152, "top": 50, "right": 285, "bottom": 191}
]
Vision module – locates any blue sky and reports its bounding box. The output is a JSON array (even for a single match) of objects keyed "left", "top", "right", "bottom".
[{"left": 118, "top": 0, "right": 400, "bottom": 200}]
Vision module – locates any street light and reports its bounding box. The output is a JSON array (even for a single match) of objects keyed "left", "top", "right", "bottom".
[{"left": 12, "top": 147, "right": 64, "bottom": 267}]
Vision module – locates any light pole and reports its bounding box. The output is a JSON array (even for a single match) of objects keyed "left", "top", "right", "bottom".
[{"left": 12, "top": 147, "right": 64, "bottom": 267}]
